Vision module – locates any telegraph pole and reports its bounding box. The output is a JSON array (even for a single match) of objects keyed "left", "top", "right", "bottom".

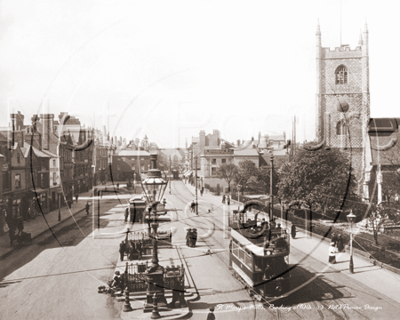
[{"left": 195, "top": 156, "right": 198, "bottom": 215}]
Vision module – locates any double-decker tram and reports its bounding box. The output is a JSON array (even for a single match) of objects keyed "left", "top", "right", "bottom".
[{"left": 229, "top": 201, "right": 291, "bottom": 301}]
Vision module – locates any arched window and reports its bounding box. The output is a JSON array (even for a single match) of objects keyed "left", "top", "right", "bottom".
[
  {"left": 335, "top": 65, "right": 348, "bottom": 85},
  {"left": 336, "top": 120, "right": 347, "bottom": 135}
]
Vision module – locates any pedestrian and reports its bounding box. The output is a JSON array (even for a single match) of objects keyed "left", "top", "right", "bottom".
[
  {"left": 4, "top": 210, "right": 15, "bottom": 245},
  {"left": 27, "top": 207, "right": 32, "bottom": 221},
  {"left": 329, "top": 242, "right": 337, "bottom": 264},
  {"left": 192, "top": 228, "right": 197, "bottom": 247},
  {"left": 16, "top": 217, "right": 24, "bottom": 236},
  {"left": 117, "top": 183, "right": 119, "bottom": 189},
  {"left": 119, "top": 241, "right": 125, "bottom": 261},
  {"left": 85, "top": 202, "right": 90, "bottom": 215},
  {"left": 190, "top": 201, "right": 195, "bottom": 213},
  {"left": 124, "top": 207, "right": 129, "bottom": 222},
  {"left": 222, "top": 195, "right": 226, "bottom": 204},
  {"left": 337, "top": 234, "right": 344, "bottom": 252},
  {"left": 227, "top": 196, "right": 230, "bottom": 205},
  {"left": 331, "top": 232, "right": 338, "bottom": 247},
  {"left": 207, "top": 307, "right": 215, "bottom": 320},
  {"left": 75, "top": 194, "right": 79, "bottom": 203},
  {"left": 111, "top": 271, "right": 122, "bottom": 290},
  {"left": 291, "top": 224, "right": 296, "bottom": 239},
  {"left": 200, "top": 188, "right": 204, "bottom": 197},
  {"left": 129, "top": 207, "right": 135, "bottom": 223},
  {"left": 186, "top": 228, "right": 191, "bottom": 246}
]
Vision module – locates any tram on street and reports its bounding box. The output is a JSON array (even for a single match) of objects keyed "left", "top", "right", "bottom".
[{"left": 229, "top": 201, "right": 291, "bottom": 301}]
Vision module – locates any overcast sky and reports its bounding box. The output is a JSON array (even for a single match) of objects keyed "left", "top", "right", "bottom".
[{"left": 0, "top": 0, "right": 398, "bottom": 148}]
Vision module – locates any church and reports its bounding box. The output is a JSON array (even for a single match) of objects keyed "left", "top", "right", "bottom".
[{"left": 315, "top": 22, "right": 400, "bottom": 204}]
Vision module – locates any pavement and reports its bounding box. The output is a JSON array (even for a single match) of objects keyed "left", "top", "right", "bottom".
[
  {"left": 0, "top": 183, "right": 126, "bottom": 260},
  {"left": 183, "top": 181, "right": 400, "bottom": 305}
]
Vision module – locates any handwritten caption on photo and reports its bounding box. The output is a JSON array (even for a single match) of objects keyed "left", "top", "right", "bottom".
[{"left": 215, "top": 303, "right": 382, "bottom": 313}]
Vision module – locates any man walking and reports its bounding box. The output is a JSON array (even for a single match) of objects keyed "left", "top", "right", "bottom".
[
  {"left": 125, "top": 207, "right": 129, "bottom": 222},
  {"left": 119, "top": 241, "right": 126, "bottom": 261},
  {"left": 85, "top": 202, "right": 90, "bottom": 215}
]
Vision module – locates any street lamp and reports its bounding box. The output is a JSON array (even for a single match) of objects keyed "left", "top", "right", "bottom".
[
  {"left": 141, "top": 153, "right": 168, "bottom": 313},
  {"left": 237, "top": 184, "right": 242, "bottom": 213},
  {"left": 270, "top": 153, "right": 274, "bottom": 222},
  {"left": 347, "top": 210, "right": 356, "bottom": 274}
]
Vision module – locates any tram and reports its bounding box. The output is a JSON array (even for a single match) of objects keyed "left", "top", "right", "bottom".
[{"left": 229, "top": 201, "right": 291, "bottom": 301}]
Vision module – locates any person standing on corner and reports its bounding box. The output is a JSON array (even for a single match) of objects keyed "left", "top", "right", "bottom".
[
  {"left": 227, "top": 196, "right": 230, "bottom": 205},
  {"left": 222, "top": 195, "right": 226, "bottom": 204}
]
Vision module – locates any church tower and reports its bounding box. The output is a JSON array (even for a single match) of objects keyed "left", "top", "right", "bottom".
[{"left": 315, "top": 22, "right": 370, "bottom": 185}]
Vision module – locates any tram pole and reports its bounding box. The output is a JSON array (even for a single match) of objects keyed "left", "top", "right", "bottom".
[
  {"left": 195, "top": 156, "right": 198, "bottom": 215},
  {"left": 270, "top": 154, "right": 274, "bottom": 222}
]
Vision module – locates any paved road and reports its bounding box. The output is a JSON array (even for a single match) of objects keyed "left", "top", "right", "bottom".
[
  {"left": 167, "top": 180, "right": 400, "bottom": 319},
  {"left": 0, "top": 195, "right": 128, "bottom": 320}
]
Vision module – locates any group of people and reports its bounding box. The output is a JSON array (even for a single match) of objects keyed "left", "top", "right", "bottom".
[
  {"left": 186, "top": 228, "right": 197, "bottom": 247},
  {"left": 328, "top": 232, "right": 345, "bottom": 264},
  {"left": 222, "top": 195, "right": 230, "bottom": 205},
  {"left": 119, "top": 239, "right": 143, "bottom": 261}
]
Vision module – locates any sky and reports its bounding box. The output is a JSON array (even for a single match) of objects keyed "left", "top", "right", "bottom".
[{"left": 0, "top": 0, "right": 399, "bottom": 148}]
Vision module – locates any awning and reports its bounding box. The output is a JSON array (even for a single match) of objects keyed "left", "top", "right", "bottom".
[
  {"left": 30, "top": 188, "right": 48, "bottom": 194},
  {"left": 183, "top": 170, "right": 192, "bottom": 177}
]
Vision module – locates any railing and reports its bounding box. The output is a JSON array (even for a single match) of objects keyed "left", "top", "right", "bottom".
[{"left": 122, "top": 262, "right": 185, "bottom": 293}]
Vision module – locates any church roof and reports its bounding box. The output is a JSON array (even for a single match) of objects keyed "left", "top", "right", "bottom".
[
  {"left": 117, "top": 150, "right": 150, "bottom": 157},
  {"left": 369, "top": 134, "right": 399, "bottom": 166},
  {"left": 368, "top": 118, "right": 400, "bottom": 135}
]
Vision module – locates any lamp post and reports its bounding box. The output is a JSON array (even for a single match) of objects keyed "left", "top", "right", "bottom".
[
  {"left": 237, "top": 184, "right": 242, "bottom": 212},
  {"left": 347, "top": 210, "right": 356, "bottom": 274},
  {"left": 142, "top": 153, "right": 168, "bottom": 313},
  {"left": 270, "top": 153, "right": 274, "bottom": 222}
]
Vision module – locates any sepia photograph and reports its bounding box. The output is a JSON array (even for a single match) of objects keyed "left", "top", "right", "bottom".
[{"left": 0, "top": 0, "right": 400, "bottom": 319}]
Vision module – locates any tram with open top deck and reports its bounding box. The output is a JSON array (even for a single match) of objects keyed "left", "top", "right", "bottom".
[{"left": 229, "top": 201, "right": 291, "bottom": 301}]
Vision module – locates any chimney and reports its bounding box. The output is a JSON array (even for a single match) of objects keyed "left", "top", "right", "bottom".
[
  {"left": 40, "top": 113, "right": 54, "bottom": 150},
  {"left": 150, "top": 153, "right": 157, "bottom": 169}
]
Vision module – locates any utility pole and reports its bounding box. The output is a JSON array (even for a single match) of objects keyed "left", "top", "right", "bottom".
[
  {"left": 169, "top": 156, "right": 172, "bottom": 194},
  {"left": 195, "top": 156, "right": 198, "bottom": 215},
  {"left": 270, "top": 154, "right": 274, "bottom": 222}
]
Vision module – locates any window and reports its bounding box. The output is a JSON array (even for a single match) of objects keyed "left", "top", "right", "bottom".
[
  {"left": 17, "top": 154, "right": 20, "bottom": 164},
  {"left": 335, "top": 65, "right": 348, "bottom": 84},
  {"left": 211, "top": 167, "right": 217, "bottom": 176},
  {"left": 222, "top": 159, "right": 226, "bottom": 164},
  {"left": 53, "top": 159, "right": 56, "bottom": 167},
  {"left": 212, "top": 159, "right": 217, "bottom": 165},
  {"left": 15, "top": 174, "right": 21, "bottom": 188},
  {"left": 336, "top": 120, "right": 347, "bottom": 135}
]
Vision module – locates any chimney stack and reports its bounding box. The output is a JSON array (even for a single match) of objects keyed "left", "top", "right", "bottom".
[{"left": 40, "top": 113, "right": 54, "bottom": 150}]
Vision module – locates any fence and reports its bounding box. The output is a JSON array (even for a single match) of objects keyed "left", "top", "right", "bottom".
[
  {"left": 122, "top": 262, "right": 185, "bottom": 295},
  {"left": 272, "top": 208, "right": 400, "bottom": 269}
]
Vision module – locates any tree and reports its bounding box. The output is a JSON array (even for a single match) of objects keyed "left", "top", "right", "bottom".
[
  {"left": 277, "top": 145, "right": 356, "bottom": 214},
  {"left": 253, "top": 165, "right": 280, "bottom": 196},
  {"left": 216, "top": 163, "right": 238, "bottom": 193},
  {"left": 234, "top": 160, "right": 258, "bottom": 193}
]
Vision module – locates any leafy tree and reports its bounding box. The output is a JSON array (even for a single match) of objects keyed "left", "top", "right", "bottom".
[
  {"left": 253, "top": 165, "right": 280, "bottom": 196},
  {"left": 216, "top": 163, "right": 238, "bottom": 193},
  {"left": 233, "top": 160, "right": 258, "bottom": 193},
  {"left": 277, "top": 145, "right": 356, "bottom": 214}
]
